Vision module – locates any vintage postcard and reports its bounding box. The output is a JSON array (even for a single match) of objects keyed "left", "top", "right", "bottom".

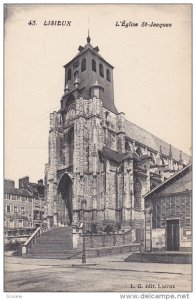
[{"left": 4, "top": 3, "right": 192, "bottom": 296}]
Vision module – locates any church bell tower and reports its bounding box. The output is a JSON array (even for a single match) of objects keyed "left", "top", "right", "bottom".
[
  {"left": 45, "top": 35, "right": 121, "bottom": 231},
  {"left": 61, "top": 34, "right": 118, "bottom": 114}
]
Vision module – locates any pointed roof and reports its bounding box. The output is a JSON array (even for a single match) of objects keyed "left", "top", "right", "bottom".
[
  {"left": 99, "top": 147, "right": 138, "bottom": 164},
  {"left": 63, "top": 37, "right": 114, "bottom": 69},
  {"left": 4, "top": 185, "right": 33, "bottom": 198}
]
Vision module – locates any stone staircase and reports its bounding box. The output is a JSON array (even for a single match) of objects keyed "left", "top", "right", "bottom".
[{"left": 25, "top": 227, "right": 81, "bottom": 259}]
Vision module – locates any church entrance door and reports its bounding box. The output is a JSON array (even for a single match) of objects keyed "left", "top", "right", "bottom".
[{"left": 58, "top": 173, "right": 73, "bottom": 226}]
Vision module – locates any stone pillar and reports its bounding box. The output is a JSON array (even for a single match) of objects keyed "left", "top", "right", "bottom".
[
  {"left": 45, "top": 111, "right": 61, "bottom": 227},
  {"left": 53, "top": 213, "right": 58, "bottom": 227},
  {"left": 105, "top": 160, "right": 110, "bottom": 221},
  {"left": 122, "top": 159, "right": 133, "bottom": 228},
  {"left": 116, "top": 112, "right": 125, "bottom": 153}
]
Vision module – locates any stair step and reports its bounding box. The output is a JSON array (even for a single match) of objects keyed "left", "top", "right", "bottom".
[
  {"left": 24, "top": 254, "right": 78, "bottom": 259},
  {"left": 29, "top": 246, "right": 73, "bottom": 250},
  {"left": 34, "top": 241, "right": 73, "bottom": 244},
  {"left": 27, "top": 251, "right": 77, "bottom": 255},
  {"left": 29, "top": 251, "right": 73, "bottom": 254},
  {"left": 37, "top": 237, "right": 71, "bottom": 243},
  {"left": 26, "top": 226, "right": 74, "bottom": 258},
  {"left": 41, "top": 229, "right": 72, "bottom": 237}
]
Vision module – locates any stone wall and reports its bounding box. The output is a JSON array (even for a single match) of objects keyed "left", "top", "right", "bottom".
[
  {"left": 78, "top": 243, "right": 140, "bottom": 258},
  {"left": 152, "top": 228, "right": 166, "bottom": 250},
  {"left": 76, "top": 229, "right": 134, "bottom": 250}
]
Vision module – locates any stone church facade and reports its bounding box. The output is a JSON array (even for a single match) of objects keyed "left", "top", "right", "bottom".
[{"left": 45, "top": 36, "right": 189, "bottom": 241}]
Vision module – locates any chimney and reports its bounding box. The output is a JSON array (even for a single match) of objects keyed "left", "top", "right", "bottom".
[
  {"left": 38, "top": 179, "right": 43, "bottom": 185},
  {"left": 19, "top": 176, "right": 29, "bottom": 189},
  {"left": 4, "top": 179, "right": 15, "bottom": 189}
]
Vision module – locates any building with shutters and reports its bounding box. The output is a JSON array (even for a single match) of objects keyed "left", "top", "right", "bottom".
[{"left": 44, "top": 35, "right": 190, "bottom": 244}]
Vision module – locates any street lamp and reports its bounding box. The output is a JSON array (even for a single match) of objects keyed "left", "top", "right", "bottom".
[
  {"left": 81, "top": 199, "right": 87, "bottom": 264},
  {"left": 143, "top": 209, "right": 146, "bottom": 252}
]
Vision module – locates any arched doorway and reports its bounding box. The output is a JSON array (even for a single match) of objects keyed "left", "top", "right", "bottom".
[{"left": 57, "top": 173, "right": 73, "bottom": 226}]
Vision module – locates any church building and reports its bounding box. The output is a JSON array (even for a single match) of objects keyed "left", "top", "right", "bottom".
[{"left": 45, "top": 35, "right": 189, "bottom": 243}]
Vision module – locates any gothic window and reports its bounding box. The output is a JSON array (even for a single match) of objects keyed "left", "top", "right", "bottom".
[
  {"left": 81, "top": 58, "right": 86, "bottom": 72},
  {"left": 136, "top": 147, "right": 143, "bottom": 157},
  {"left": 68, "top": 68, "right": 71, "bottom": 80},
  {"left": 125, "top": 141, "right": 131, "bottom": 151},
  {"left": 66, "top": 94, "right": 75, "bottom": 108},
  {"left": 73, "top": 60, "right": 79, "bottom": 69},
  {"left": 74, "top": 71, "right": 79, "bottom": 79},
  {"left": 150, "top": 152, "right": 156, "bottom": 164},
  {"left": 106, "top": 69, "right": 111, "bottom": 82},
  {"left": 81, "top": 199, "right": 87, "bottom": 209},
  {"left": 67, "top": 128, "right": 74, "bottom": 165},
  {"left": 99, "top": 63, "right": 104, "bottom": 77},
  {"left": 59, "top": 136, "right": 65, "bottom": 165},
  {"left": 92, "top": 59, "right": 96, "bottom": 72}
]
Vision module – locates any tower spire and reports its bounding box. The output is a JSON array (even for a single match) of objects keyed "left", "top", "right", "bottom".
[
  {"left": 87, "top": 18, "right": 91, "bottom": 43},
  {"left": 87, "top": 29, "right": 91, "bottom": 43}
]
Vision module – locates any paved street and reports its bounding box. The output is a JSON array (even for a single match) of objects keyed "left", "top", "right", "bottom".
[{"left": 4, "top": 253, "right": 192, "bottom": 292}]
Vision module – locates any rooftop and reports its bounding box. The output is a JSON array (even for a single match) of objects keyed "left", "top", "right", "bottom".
[
  {"left": 144, "top": 163, "right": 192, "bottom": 198},
  {"left": 125, "top": 119, "right": 190, "bottom": 163}
]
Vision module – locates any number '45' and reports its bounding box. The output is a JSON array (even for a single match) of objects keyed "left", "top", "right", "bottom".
[{"left": 28, "top": 20, "right": 37, "bottom": 26}]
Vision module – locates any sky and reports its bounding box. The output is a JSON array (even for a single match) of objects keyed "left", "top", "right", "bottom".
[{"left": 4, "top": 4, "right": 192, "bottom": 186}]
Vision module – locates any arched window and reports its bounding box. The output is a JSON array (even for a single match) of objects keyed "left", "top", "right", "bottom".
[
  {"left": 74, "top": 71, "right": 79, "bottom": 79},
  {"left": 81, "top": 58, "right": 86, "bottom": 72},
  {"left": 92, "top": 59, "right": 96, "bottom": 72},
  {"left": 106, "top": 69, "right": 111, "bottom": 82},
  {"left": 136, "top": 147, "right": 143, "bottom": 157},
  {"left": 99, "top": 64, "right": 104, "bottom": 77},
  {"left": 68, "top": 68, "right": 71, "bottom": 80},
  {"left": 66, "top": 94, "right": 75, "bottom": 107},
  {"left": 125, "top": 141, "right": 131, "bottom": 151},
  {"left": 67, "top": 128, "right": 74, "bottom": 165},
  {"left": 81, "top": 199, "right": 87, "bottom": 210}
]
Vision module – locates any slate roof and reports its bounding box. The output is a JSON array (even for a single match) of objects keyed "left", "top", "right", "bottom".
[
  {"left": 4, "top": 186, "right": 33, "bottom": 198},
  {"left": 64, "top": 39, "right": 114, "bottom": 69},
  {"left": 4, "top": 179, "right": 44, "bottom": 198},
  {"left": 22, "top": 182, "right": 44, "bottom": 198},
  {"left": 99, "top": 147, "right": 134, "bottom": 164},
  {"left": 125, "top": 119, "right": 190, "bottom": 163}
]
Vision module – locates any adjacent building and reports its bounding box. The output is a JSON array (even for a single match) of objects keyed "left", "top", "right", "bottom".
[
  {"left": 19, "top": 176, "right": 45, "bottom": 228},
  {"left": 4, "top": 177, "right": 45, "bottom": 230},
  {"left": 144, "top": 164, "right": 192, "bottom": 251}
]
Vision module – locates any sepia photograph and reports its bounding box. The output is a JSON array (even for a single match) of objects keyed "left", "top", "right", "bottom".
[{"left": 3, "top": 3, "right": 192, "bottom": 295}]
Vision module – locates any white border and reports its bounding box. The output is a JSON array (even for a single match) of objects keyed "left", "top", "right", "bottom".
[{"left": 1, "top": 1, "right": 195, "bottom": 300}]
